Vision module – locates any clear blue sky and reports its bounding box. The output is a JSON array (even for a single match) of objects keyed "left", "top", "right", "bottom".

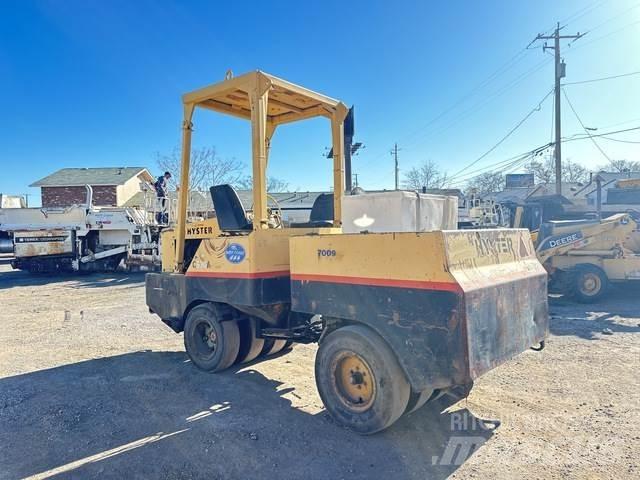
[{"left": 1, "top": 0, "right": 639, "bottom": 205}]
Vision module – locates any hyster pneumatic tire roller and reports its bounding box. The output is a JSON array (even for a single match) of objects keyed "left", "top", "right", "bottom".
[{"left": 146, "top": 71, "right": 549, "bottom": 434}]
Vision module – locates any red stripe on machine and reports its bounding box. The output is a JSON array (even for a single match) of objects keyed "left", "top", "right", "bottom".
[
  {"left": 186, "top": 270, "right": 290, "bottom": 279},
  {"left": 290, "top": 273, "right": 462, "bottom": 293}
]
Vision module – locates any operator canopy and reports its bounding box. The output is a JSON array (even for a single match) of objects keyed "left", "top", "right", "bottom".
[{"left": 183, "top": 70, "right": 346, "bottom": 125}]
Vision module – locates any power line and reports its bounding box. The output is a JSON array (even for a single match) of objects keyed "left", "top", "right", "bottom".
[
  {"left": 398, "top": 49, "right": 532, "bottom": 147},
  {"left": 450, "top": 150, "right": 539, "bottom": 182},
  {"left": 363, "top": 25, "right": 567, "bottom": 169},
  {"left": 447, "top": 148, "right": 543, "bottom": 187},
  {"left": 447, "top": 89, "right": 553, "bottom": 182},
  {"left": 561, "top": 87, "right": 611, "bottom": 162},
  {"left": 562, "top": 125, "right": 640, "bottom": 142},
  {"left": 448, "top": 144, "right": 552, "bottom": 187},
  {"left": 565, "top": 18, "right": 640, "bottom": 54},
  {"left": 453, "top": 144, "right": 549, "bottom": 181},
  {"left": 358, "top": 2, "right": 638, "bottom": 182},
  {"left": 359, "top": 48, "right": 536, "bottom": 171},
  {"left": 538, "top": 0, "right": 609, "bottom": 40},
  {"left": 403, "top": 56, "right": 553, "bottom": 153},
  {"left": 597, "top": 117, "right": 640, "bottom": 130},
  {"left": 453, "top": 124, "right": 640, "bottom": 186},
  {"left": 560, "top": 0, "right": 611, "bottom": 25},
  {"left": 451, "top": 126, "right": 640, "bottom": 187},
  {"left": 596, "top": 136, "right": 640, "bottom": 144},
  {"left": 571, "top": 1, "right": 640, "bottom": 42},
  {"left": 563, "top": 70, "right": 640, "bottom": 85},
  {"left": 379, "top": 8, "right": 637, "bottom": 177}
]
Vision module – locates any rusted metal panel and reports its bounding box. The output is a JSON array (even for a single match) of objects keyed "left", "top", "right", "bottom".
[
  {"left": 13, "top": 230, "right": 73, "bottom": 258},
  {"left": 443, "top": 229, "right": 549, "bottom": 379},
  {"left": 291, "top": 280, "right": 467, "bottom": 391}
]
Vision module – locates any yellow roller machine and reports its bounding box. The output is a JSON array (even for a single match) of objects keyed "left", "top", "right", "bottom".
[{"left": 146, "top": 71, "right": 549, "bottom": 434}]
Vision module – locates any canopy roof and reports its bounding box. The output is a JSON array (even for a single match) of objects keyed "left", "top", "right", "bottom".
[{"left": 183, "top": 70, "right": 344, "bottom": 125}]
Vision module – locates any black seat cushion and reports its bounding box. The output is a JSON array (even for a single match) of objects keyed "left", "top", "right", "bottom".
[
  {"left": 291, "top": 193, "right": 334, "bottom": 228},
  {"left": 210, "top": 184, "right": 252, "bottom": 231}
]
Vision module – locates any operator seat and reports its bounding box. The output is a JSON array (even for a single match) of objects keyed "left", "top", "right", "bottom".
[
  {"left": 210, "top": 184, "right": 252, "bottom": 231},
  {"left": 291, "top": 193, "right": 334, "bottom": 228}
]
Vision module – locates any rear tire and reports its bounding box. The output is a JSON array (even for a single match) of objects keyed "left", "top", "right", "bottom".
[
  {"left": 183, "top": 303, "right": 240, "bottom": 372},
  {"left": 431, "top": 382, "right": 474, "bottom": 411},
  {"left": 258, "top": 338, "right": 287, "bottom": 357},
  {"left": 405, "top": 388, "right": 434, "bottom": 414},
  {"left": 259, "top": 338, "right": 275, "bottom": 357},
  {"left": 315, "top": 325, "right": 410, "bottom": 434},
  {"left": 235, "top": 318, "right": 265, "bottom": 364},
  {"left": 569, "top": 264, "right": 609, "bottom": 303}
]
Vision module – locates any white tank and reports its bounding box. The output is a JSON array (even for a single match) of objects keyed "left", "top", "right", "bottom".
[{"left": 342, "top": 190, "right": 458, "bottom": 233}]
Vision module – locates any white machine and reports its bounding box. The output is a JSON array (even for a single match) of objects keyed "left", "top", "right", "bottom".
[{"left": 0, "top": 187, "right": 163, "bottom": 272}]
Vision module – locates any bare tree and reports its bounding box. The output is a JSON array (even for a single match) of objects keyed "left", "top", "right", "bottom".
[
  {"left": 402, "top": 160, "right": 448, "bottom": 190},
  {"left": 465, "top": 172, "right": 505, "bottom": 196},
  {"left": 525, "top": 157, "right": 589, "bottom": 184},
  {"left": 235, "top": 175, "right": 290, "bottom": 192},
  {"left": 601, "top": 159, "right": 640, "bottom": 173},
  {"left": 562, "top": 159, "right": 589, "bottom": 183},
  {"left": 156, "top": 146, "right": 245, "bottom": 191},
  {"left": 524, "top": 158, "right": 554, "bottom": 184},
  {"left": 266, "top": 176, "right": 290, "bottom": 192}
]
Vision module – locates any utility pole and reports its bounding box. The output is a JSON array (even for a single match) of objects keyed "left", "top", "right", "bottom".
[
  {"left": 391, "top": 143, "right": 400, "bottom": 190},
  {"left": 352, "top": 173, "right": 359, "bottom": 189},
  {"left": 531, "top": 23, "right": 585, "bottom": 195}
]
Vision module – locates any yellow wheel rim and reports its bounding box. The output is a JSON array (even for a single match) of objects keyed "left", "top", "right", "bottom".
[
  {"left": 331, "top": 351, "right": 376, "bottom": 412},
  {"left": 580, "top": 272, "right": 601, "bottom": 296}
]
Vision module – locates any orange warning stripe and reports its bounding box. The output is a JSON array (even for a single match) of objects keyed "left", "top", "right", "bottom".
[
  {"left": 186, "top": 270, "right": 290, "bottom": 279},
  {"left": 290, "top": 273, "right": 462, "bottom": 293}
]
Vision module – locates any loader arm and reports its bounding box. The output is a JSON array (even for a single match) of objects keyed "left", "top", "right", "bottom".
[{"left": 536, "top": 213, "right": 636, "bottom": 264}]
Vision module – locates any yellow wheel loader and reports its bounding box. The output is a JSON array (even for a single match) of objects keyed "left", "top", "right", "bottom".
[
  {"left": 535, "top": 213, "right": 640, "bottom": 303},
  {"left": 146, "top": 71, "right": 548, "bottom": 434}
]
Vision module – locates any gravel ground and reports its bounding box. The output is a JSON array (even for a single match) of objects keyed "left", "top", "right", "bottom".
[{"left": 0, "top": 260, "right": 638, "bottom": 480}]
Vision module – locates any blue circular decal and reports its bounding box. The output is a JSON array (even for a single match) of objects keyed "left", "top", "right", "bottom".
[{"left": 225, "top": 243, "right": 246, "bottom": 264}]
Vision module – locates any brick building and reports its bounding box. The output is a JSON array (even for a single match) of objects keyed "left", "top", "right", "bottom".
[{"left": 31, "top": 167, "right": 155, "bottom": 208}]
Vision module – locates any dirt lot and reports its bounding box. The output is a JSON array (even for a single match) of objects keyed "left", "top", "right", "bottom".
[{"left": 0, "top": 259, "right": 638, "bottom": 480}]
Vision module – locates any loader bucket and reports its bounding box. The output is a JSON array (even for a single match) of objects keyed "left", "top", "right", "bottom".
[{"left": 442, "top": 229, "right": 548, "bottom": 379}]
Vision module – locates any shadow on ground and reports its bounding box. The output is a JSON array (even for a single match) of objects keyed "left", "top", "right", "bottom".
[
  {"left": 0, "top": 268, "right": 145, "bottom": 291},
  {"left": 0, "top": 351, "right": 495, "bottom": 480},
  {"left": 549, "top": 283, "right": 640, "bottom": 340}
]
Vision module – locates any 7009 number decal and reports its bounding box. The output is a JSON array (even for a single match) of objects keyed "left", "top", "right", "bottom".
[{"left": 317, "top": 249, "right": 336, "bottom": 257}]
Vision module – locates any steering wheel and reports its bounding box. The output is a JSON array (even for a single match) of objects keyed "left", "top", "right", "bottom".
[{"left": 249, "top": 194, "right": 283, "bottom": 228}]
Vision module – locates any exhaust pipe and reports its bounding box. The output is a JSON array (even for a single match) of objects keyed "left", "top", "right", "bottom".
[{"left": 85, "top": 184, "right": 93, "bottom": 209}]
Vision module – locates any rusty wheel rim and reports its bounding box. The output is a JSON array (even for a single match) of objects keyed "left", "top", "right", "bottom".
[
  {"left": 580, "top": 272, "right": 601, "bottom": 296},
  {"left": 331, "top": 351, "right": 375, "bottom": 412}
]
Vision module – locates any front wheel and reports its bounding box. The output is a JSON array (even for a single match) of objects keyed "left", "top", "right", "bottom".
[
  {"left": 183, "top": 303, "right": 240, "bottom": 372},
  {"left": 315, "top": 325, "right": 410, "bottom": 435}
]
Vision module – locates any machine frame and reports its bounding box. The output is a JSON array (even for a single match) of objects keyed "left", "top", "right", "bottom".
[
  {"left": 147, "top": 71, "right": 549, "bottom": 434},
  {"left": 172, "top": 70, "right": 348, "bottom": 273}
]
